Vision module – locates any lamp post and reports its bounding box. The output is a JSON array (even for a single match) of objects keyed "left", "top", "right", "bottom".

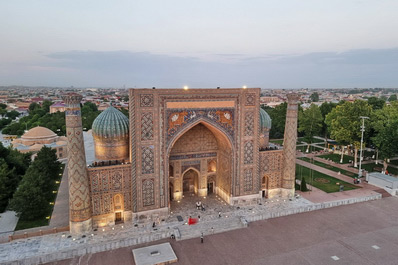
[{"left": 358, "top": 116, "right": 369, "bottom": 178}]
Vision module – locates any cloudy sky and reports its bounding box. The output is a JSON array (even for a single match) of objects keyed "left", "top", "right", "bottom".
[{"left": 1, "top": 0, "right": 398, "bottom": 88}]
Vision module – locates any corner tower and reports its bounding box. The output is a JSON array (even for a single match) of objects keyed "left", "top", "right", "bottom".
[
  {"left": 62, "top": 93, "right": 92, "bottom": 234},
  {"left": 281, "top": 93, "right": 300, "bottom": 197}
]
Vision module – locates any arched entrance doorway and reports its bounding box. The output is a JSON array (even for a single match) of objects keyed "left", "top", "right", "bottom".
[
  {"left": 182, "top": 168, "right": 199, "bottom": 194},
  {"left": 167, "top": 121, "right": 234, "bottom": 204}
]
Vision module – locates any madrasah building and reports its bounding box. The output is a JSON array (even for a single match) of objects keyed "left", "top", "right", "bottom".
[{"left": 62, "top": 88, "right": 299, "bottom": 234}]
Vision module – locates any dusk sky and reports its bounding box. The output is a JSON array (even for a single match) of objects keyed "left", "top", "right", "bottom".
[{"left": 1, "top": 0, "right": 398, "bottom": 88}]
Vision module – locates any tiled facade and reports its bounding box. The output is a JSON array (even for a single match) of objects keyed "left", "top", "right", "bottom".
[{"left": 65, "top": 89, "right": 298, "bottom": 231}]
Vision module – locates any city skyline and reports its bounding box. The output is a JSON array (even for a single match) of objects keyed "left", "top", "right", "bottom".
[{"left": 1, "top": 0, "right": 398, "bottom": 88}]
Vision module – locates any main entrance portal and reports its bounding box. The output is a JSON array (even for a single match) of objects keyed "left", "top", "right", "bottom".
[{"left": 168, "top": 122, "right": 233, "bottom": 204}]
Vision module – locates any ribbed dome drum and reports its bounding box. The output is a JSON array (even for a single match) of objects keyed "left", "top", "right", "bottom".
[
  {"left": 259, "top": 108, "right": 271, "bottom": 150},
  {"left": 92, "top": 106, "right": 129, "bottom": 161}
]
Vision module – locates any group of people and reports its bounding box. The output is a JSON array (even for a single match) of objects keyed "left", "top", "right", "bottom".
[
  {"left": 195, "top": 201, "right": 205, "bottom": 211},
  {"left": 353, "top": 177, "right": 361, "bottom": 184}
]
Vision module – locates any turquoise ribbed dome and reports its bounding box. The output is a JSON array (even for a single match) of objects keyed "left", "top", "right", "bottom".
[
  {"left": 92, "top": 106, "right": 129, "bottom": 138},
  {"left": 260, "top": 108, "right": 272, "bottom": 130}
]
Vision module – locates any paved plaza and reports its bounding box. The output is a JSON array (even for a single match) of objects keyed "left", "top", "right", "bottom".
[{"left": 47, "top": 196, "right": 398, "bottom": 265}]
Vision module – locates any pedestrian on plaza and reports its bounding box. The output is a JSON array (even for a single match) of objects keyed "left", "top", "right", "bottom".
[
  {"left": 211, "top": 227, "right": 214, "bottom": 234},
  {"left": 152, "top": 222, "right": 156, "bottom": 228},
  {"left": 198, "top": 215, "right": 200, "bottom": 221},
  {"left": 201, "top": 233, "right": 204, "bottom": 243},
  {"left": 218, "top": 211, "right": 221, "bottom": 218}
]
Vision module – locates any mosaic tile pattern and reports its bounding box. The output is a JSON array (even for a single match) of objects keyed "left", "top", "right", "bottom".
[
  {"left": 244, "top": 140, "right": 254, "bottom": 164},
  {"left": 142, "top": 146, "right": 155, "bottom": 174},
  {"left": 245, "top": 93, "right": 256, "bottom": 106},
  {"left": 244, "top": 111, "right": 254, "bottom": 136},
  {"left": 140, "top": 94, "right": 154, "bottom": 107},
  {"left": 141, "top": 112, "right": 154, "bottom": 141},
  {"left": 142, "top": 179, "right": 155, "bottom": 207},
  {"left": 244, "top": 168, "right": 253, "bottom": 192}
]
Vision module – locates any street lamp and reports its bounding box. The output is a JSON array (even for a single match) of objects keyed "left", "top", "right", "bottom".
[{"left": 358, "top": 116, "right": 369, "bottom": 178}]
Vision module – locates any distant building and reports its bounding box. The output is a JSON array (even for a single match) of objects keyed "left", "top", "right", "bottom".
[
  {"left": 50, "top": 102, "right": 66, "bottom": 113},
  {"left": 12, "top": 126, "right": 67, "bottom": 161}
]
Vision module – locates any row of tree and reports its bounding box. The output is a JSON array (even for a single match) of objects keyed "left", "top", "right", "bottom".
[
  {"left": 9, "top": 146, "right": 62, "bottom": 220},
  {"left": 2, "top": 101, "right": 101, "bottom": 136},
  {"left": 265, "top": 96, "right": 398, "bottom": 171},
  {"left": 0, "top": 143, "right": 31, "bottom": 212}
]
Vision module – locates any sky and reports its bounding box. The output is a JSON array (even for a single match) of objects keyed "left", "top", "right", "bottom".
[{"left": 1, "top": 0, "right": 398, "bottom": 88}]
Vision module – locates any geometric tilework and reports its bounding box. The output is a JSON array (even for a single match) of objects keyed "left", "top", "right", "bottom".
[
  {"left": 112, "top": 172, "right": 122, "bottom": 190},
  {"left": 244, "top": 168, "right": 253, "bottom": 192},
  {"left": 245, "top": 93, "right": 256, "bottom": 106},
  {"left": 140, "top": 94, "right": 154, "bottom": 107},
  {"left": 142, "top": 146, "right": 155, "bottom": 174},
  {"left": 244, "top": 140, "right": 254, "bottom": 164},
  {"left": 166, "top": 108, "right": 234, "bottom": 144},
  {"left": 141, "top": 112, "right": 154, "bottom": 141},
  {"left": 244, "top": 111, "right": 254, "bottom": 136},
  {"left": 142, "top": 179, "right": 155, "bottom": 207}
]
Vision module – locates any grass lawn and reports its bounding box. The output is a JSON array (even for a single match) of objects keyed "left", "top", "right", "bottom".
[
  {"left": 15, "top": 218, "right": 49, "bottom": 230},
  {"left": 355, "top": 163, "right": 398, "bottom": 175},
  {"left": 296, "top": 145, "right": 324, "bottom": 153},
  {"left": 296, "top": 164, "right": 359, "bottom": 193},
  {"left": 298, "top": 137, "right": 326, "bottom": 144},
  {"left": 298, "top": 157, "right": 357, "bottom": 178},
  {"left": 318, "top": 153, "right": 354, "bottom": 164},
  {"left": 270, "top": 139, "right": 283, "bottom": 145}
]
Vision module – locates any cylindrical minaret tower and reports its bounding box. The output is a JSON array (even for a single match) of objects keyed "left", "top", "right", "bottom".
[
  {"left": 281, "top": 93, "right": 300, "bottom": 197},
  {"left": 62, "top": 93, "right": 92, "bottom": 234}
]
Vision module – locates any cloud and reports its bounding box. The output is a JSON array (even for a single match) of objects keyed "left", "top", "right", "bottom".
[{"left": 1, "top": 48, "right": 398, "bottom": 88}]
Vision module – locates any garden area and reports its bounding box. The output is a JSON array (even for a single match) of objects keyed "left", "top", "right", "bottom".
[
  {"left": 296, "top": 145, "right": 324, "bottom": 153},
  {"left": 295, "top": 164, "right": 359, "bottom": 193},
  {"left": 356, "top": 162, "right": 398, "bottom": 176},
  {"left": 318, "top": 153, "right": 354, "bottom": 164},
  {"left": 298, "top": 157, "right": 357, "bottom": 178}
]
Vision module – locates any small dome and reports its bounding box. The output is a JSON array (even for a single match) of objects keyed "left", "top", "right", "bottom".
[
  {"left": 22, "top": 126, "right": 57, "bottom": 140},
  {"left": 92, "top": 106, "right": 129, "bottom": 138},
  {"left": 260, "top": 108, "right": 272, "bottom": 130}
]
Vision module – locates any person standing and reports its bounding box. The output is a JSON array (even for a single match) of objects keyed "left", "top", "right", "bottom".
[{"left": 201, "top": 233, "right": 204, "bottom": 243}]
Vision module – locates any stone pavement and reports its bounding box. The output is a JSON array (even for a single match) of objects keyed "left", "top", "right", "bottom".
[
  {"left": 49, "top": 196, "right": 398, "bottom": 265},
  {"left": 49, "top": 164, "right": 69, "bottom": 228},
  {"left": 0, "top": 190, "right": 383, "bottom": 265},
  {"left": 0, "top": 211, "right": 18, "bottom": 243}
]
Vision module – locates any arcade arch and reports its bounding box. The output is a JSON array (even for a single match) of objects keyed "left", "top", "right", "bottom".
[{"left": 167, "top": 121, "right": 233, "bottom": 204}]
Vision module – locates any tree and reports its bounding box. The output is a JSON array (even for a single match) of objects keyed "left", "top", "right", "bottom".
[
  {"left": 0, "top": 159, "right": 17, "bottom": 212},
  {"left": 371, "top": 101, "right": 398, "bottom": 171},
  {"left": 265, "top": 103, "right": 287, "bottom": 139},
  {"left": 0, "top": 103, "right": 7, "bottom": 109},
  {"left": 325, "top": 100, "right": 372, "bottom": 166},
  {"left": 298, "top": 104, "right": 323, "bottom": 152},
  {"left": 367, "top": 97, "right": 385, "bottom": 110},
  {"left": 9, "top": 146, "right": 60, "bottom": 219},
  {"left": 319, "top": 102, "right": 338, "bottom": 147},
  {"left": 310, "top": 92, "right": 319, "bottom": 102},
  {"left": 9, "top": 171, "right": 50, "bottom": 220},
  {"left": 388, "top": 94, "right": 397, "bottom": 102},
  {"left": 300, "top": 177, "right": 308, "bottom": 192},
  {"left": 42, "top": 100, "right": 53, "bottom": 113},
  {"left": 6, "top": 110, "right": 20, "bottom": 120}
]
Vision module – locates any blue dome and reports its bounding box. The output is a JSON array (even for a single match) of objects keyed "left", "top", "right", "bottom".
[
  {"left": 92, "top": 106, "right": 129, "bottom": 138},
  {"left": 260, "top": 108, "right": 272, "bottom": 130}
]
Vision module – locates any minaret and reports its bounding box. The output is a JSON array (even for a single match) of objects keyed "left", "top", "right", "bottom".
[
  {"left": 281, "top": 93, "right": 300, "bottom": 197},
  {"left": 62, "top": 93, "right": 92, "bottom": 234}
]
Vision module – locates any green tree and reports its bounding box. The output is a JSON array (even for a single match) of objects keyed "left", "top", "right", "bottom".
[
  {"left": 9, "top": 171, "right": 50, "bottom": 220},
  {"left": 42, "top": 100, "right": 53, "bottom": 113},
  {"left": 388, "top": 94, "right": 397, "bottom": 102},
  {"left": 298, "top": 104, "right": 323, "bottom": 152},
  {"left": 325, "top": 100, "right": 372, "bottom": 166},
  {"left": 367, "top": 97, "right": 385, "bottom": 110},
  {"left": 300, "top": 177, "right": 308, "bottom": 192},
  {"left": 0, "top": 103, "right": 7, "bottom": 109},
  {"left": 0, "top": 159, "right": 17, "bottom": 212},
  {"left": 371, "top": 101, "right": 398, "bottom": 171},
  {"left": 6, "top": 110, "right": 20, "bottom": 120},
  {"left": 266, "top": 102, "right": 287, "bottom": 139},
  {"left": 310, "top": 92, "right": 319, "bottom": 102}
]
